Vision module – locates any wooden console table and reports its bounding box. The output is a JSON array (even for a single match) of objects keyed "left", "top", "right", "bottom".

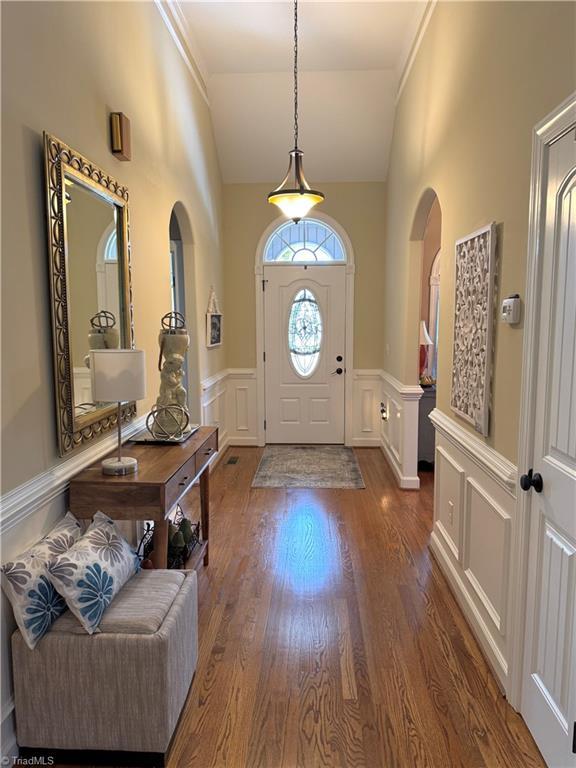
[{"left": 69, "top": 426, "right": 218, "bottom": 569}]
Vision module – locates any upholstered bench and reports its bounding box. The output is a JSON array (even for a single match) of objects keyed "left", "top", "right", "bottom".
[{"left": 12, "top": 569, "right": 198, "bottom": 765}]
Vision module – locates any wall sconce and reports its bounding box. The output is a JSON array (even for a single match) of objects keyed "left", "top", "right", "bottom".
[{"left": 110, "top": 112, "right": 131, "bottom": 161}]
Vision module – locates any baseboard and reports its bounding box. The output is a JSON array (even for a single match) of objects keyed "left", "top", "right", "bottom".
[
  {"left": 227, "top": 436, "right": 260, "bottom": 447},
  {"left": 380, "top": 440, "right": 420, "bottom": 490},
  {"left": 351, "top": 437, "right": 382, "bottom": 448},
  {"left": 430, "top": 530, "right": 508, "bottom": 688}
]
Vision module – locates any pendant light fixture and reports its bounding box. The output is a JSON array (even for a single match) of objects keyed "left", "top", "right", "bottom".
[{"left": 268, "top": 0, "right": 324, "bottom": 222}]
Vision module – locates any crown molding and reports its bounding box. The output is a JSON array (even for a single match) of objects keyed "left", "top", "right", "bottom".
[
  {"left": 396, "top": 0, "right": 437, "bottom": 104},
  {"left": 154, "top": 0, "right": 210, "bottom": 106}
]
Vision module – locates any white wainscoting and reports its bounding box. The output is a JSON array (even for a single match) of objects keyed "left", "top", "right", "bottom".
[
  {"left": 350, "top": 371, "right": 383, "bottom": 447},
  {"left": 379, "top": 371, "right": 423, "bottom": 489},
  {"left": 200, "top": 368, "right": 423, "bottom": 489},
  {"left": 0, "top": 414, "right": 147, "bottom": 758},
  {"left": 429, "top": 408, "right": 518, "bottom": 695},
  {"left": 350, "top": 370, "right": 423, "bottom": 489},
  {"left": 200, "top": 368, "right": 259, "bottom": 453}
]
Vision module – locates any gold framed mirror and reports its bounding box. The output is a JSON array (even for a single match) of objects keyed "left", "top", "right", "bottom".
[{"left": 44, "top": 133, "right": 136, "bottom": 456}]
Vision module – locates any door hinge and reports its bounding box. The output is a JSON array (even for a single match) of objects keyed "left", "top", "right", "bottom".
[
  {"left": 572, "top": 722, "right": 576, "bottom": 754},
  {"left": 264, "top": 419, "right": 267, "bottom": 430},
  {"left": 262, "top": 279, "right": 267, "bottom": 291},
  {"left": 263, "top": 351, "right": 266, "bottom": 362}
]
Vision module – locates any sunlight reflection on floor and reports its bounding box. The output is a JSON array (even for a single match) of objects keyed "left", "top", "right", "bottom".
[{"left": 274, "top": 497, "right": 340, "bottom": 597}]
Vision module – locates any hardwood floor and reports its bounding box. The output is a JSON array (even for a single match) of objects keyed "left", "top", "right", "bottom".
[{"left": 167, "top": 447, "right": 545, "bottom": 768}]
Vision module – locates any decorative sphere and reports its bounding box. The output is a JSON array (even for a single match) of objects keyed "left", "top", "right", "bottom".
[
  {"left": 146, "top": 404, "right": 190, "bottom": 440},
  {"left": 161, "top": 311, "right": 186, "bottom": 331},
  {"left": 90, "top": 310, "right": 116, "bottom": 329}
]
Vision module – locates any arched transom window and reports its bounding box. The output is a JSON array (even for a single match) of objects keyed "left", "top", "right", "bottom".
[{"left": 264, "top": 218, "right": 346, "bottom": 263}]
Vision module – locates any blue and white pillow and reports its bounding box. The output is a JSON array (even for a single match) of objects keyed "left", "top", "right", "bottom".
[
  {"left": 0, "top": 512, "right": 83, "bottom": 649},
  {"left": 46, "top": 511, "right": 139, "bottom": 633}
]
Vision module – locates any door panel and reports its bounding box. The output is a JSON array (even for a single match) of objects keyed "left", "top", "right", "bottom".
[
  {"left": 522, "top": 128, "right": 576, "bottom": 768},
  {"left": 264, "top": 265, "right": 346, "bottom": 443}
]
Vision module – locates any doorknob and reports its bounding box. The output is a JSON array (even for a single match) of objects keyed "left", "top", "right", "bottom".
[
  {"left": 520, "top": 469, "right": 543, "bottom": 493},
  {"left": 330, "top": 368, "right": 343, "bottom": 375}
]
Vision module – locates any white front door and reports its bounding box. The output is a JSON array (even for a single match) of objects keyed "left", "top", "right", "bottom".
[
  {"left": 264, "top": 265, "right": 346, "bottom": 443},
  {"left": 521, "top": 126, "right": 576, "bottom": 767}
]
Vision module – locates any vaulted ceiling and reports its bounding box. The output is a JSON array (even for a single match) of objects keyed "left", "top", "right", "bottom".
[{"left": 174, "top": 1, "right": 429, "bottom": 183}]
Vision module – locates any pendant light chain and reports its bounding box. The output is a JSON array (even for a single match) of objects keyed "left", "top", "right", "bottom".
[
  {"left": 267, "top": 0, "right": 324, "bottom": 220},
  {"left": 293, "top": 0, "right": 299, "bottom": 149}
]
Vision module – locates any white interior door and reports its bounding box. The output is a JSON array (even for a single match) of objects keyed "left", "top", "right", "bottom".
[
  {"left": 521, "top": 127, "right": 576, "bottom": 767},
  {"left": 264, "top": 265, "right": 346, "bottom": 443}
]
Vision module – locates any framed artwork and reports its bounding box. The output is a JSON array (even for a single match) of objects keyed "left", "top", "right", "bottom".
[
  {"left": 206, "top": 312, "right": 222, "bottom": 348},
  {"left": 206, "top": 286, "right": 222, "bottom": 348},
  {"left": 450, "top": 222, "right": 497, "bottom": 436}
]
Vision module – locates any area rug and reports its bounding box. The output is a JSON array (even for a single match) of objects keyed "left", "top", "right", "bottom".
[{"left": 252, "top": 445, "right": 365, "bottom": 489}]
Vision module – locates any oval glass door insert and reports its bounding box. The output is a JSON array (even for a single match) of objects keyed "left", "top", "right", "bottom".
[{"left": 288, "top": 288, "right": 323, "bottom": 377}]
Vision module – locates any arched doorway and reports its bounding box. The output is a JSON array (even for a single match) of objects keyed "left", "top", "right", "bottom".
[
  {"left": 410, "top": 190, "right": 442, "bottom": 470},
  {"left": 168, "top": 203, "right": 201, "bottom": 425},
  {"left": 255, "top": 213, "right": 355, "bottom": 445}
]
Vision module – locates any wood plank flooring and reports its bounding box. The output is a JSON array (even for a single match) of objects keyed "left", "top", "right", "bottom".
[{"left": 167, "top": 447, "right": 545, "bottom": 768}]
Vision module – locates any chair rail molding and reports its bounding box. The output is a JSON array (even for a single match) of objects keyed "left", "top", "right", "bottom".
[
  {"left": 200, "top": 368, "right": 259, "bottom": 452},
  {"left": 429, "top": 408, "right": 517, "bottom": 495},
  {"left": 0, "top": 415, "right": 147, "bottom": 537}
]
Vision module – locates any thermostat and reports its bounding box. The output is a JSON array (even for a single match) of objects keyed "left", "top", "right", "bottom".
[{"left": 501, "top": 294, "right": 521, "bottom": 324}]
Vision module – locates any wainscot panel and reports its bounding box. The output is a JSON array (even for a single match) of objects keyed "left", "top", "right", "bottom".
[{"left": 429, "top": 408, "right": 518, "bottom": 695}]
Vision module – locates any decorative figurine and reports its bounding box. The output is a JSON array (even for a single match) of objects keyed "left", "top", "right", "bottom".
[{"left": 147, "top": 312, "right": 191, "bottom": 440}]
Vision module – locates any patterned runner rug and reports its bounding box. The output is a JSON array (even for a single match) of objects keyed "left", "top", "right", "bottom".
[{"left": 252, "top": 445, "right": 365, "bottom": 489}]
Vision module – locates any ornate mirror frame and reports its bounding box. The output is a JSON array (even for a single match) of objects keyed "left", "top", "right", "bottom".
[{"left": 44, "top": 133, "right": 136, "bottom": 456}]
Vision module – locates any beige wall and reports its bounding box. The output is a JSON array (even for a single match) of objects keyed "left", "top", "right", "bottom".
[
  {"left": 223, "top": 182, "right": 386, "bottom": 369},
  {"left": 382, "top": 1, "right": 576, "bottom": 462},
  {"left": 420, "top": 197, "right": 441, "bottom": 326},
  {"left": 1, "top": 1, "right": 225, "bottom": 492}
]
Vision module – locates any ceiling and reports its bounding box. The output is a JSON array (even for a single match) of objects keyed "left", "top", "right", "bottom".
[{"left": 176, "top": 1, "right": 429, "bottom": 183}]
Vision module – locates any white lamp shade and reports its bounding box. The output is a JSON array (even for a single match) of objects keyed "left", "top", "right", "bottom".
[
  {"left": 419, "top": 320, "right": 434, "bottom": 346},
  {"left": 90, "top": 349, "right": 146, "bottom": 402}
]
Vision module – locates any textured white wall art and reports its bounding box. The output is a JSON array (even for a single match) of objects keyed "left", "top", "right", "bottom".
[{"left": 450, "top": 223, "right": 497, "bottom": 436}]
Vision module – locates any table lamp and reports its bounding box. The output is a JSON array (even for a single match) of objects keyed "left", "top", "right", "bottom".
[
  {"left": 90, "top": 349, "right": 146, "bottom": 475},
  {"left": 419, "top": 320, "right": 434, "bottom": 381}
]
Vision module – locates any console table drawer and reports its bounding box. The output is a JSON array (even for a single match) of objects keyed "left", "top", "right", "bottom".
[
  {"left": 165, "top": 454, "right": 197, "bottom": 512},
  {"left": 196, "top": 433, "right": 218, "bottom": 476}
]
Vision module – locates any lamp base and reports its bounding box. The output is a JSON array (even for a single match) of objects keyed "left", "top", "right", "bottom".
[{"left": 101, "top": 456, "right": 138, "bottom": 476}]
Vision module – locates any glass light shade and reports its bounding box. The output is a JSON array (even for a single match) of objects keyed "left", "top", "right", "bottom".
[
  {"left": 90, "top": 349, "right": 146, "bottom": 402},
  {"left": 268, "top": 149, "right": 324, "bottom": 222}
]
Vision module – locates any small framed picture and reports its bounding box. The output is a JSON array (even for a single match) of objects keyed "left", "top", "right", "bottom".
[{"left": 206, "top": 312, "right": 223, "bottom": 348}]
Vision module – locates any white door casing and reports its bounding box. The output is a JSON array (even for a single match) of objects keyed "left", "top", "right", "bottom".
[
  {"left": 264, "top": 265, "right": 346, "bottom": 443},
  {"left": 255, "top": 212, "right": 355, "bottom": 446},
  {"left": 519, "top": 100, "right": 576, "bottom": 768}
]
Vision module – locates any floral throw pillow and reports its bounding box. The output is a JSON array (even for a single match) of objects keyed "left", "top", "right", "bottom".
[
  {"left": 46, "top": 511, "right": 140, "bottom": 633},
  {"left": 0, "top": 512, "right": 83, "bottom": 649}
]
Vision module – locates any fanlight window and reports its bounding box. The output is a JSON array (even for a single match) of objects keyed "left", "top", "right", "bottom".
[
  {"left": 104, "top": 229, "right": 118, "bottom": 263},
  {"left": 288, "top": 289, "right": 323, "bottom": 378},
  {"left": 265, "top": 219, "right": 345, "bottom": 263}
]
